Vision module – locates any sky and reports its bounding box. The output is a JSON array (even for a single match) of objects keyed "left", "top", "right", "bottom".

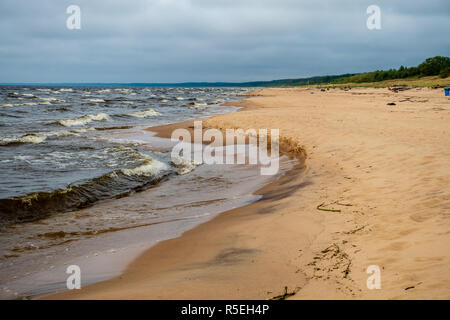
[{"left": 0, "top": 0, "right": 449, "bottom": 83}]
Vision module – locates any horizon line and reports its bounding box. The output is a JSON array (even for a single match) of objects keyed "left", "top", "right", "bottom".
[{"left": 0, "top": 72, "right": 358, "bottom": 87}]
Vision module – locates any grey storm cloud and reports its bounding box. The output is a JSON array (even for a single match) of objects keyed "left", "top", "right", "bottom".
[{"left": 0, "top": 0, "right": 449, "bottom": 83}]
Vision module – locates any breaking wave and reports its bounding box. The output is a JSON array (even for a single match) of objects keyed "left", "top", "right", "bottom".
[
  {"left": 0, "top": 134, "right": 48, "bottom": 146},
  {"left": 171, "top": 156, "right": 202, "bottom": 175},
  {"left": 0, "top": 128, "right": 96, "bottom": 146},
  {"left": 0, "top": 154, "right": 170, "bottom": 226},
  {"left": 187, "top": 102, "right": 208, "bottom": 108},
  {"left": 125, "top": 108, "right": 161, "bottom": 118},
  {"left": 57, "top": 113, "right": 110, "bottom": 127}
]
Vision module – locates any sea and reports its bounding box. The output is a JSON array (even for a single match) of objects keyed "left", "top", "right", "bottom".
[{"left": 0, "top": 86, "right": 294, "bottom": 299}]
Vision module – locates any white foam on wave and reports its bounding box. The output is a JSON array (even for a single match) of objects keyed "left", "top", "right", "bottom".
[
  {"left": 1, "top": 100, "right": 59, "bottom": 107},
  {"left": 71, "top": 127, "right": 96, "bottom": 134},
  {"left": 97, "top": 89, "right": 111, "bottom": 93},
  {"left": 83, "top": 98, "right": 105, "bottom": 103},
  {"left": 127, "top": 108, "right": 161, "bottom": 118},
  {"left": 15, "top": 134, "right": 47, "bottom": 144},
  {"left": 39, "top": 97, "right": 65, "bottom": 103},
  {"left": 57, "top": 113, "right": 110, "bottom": 127},
  {"left": 188, "top": 102, "right": 207, "bottom": 109},
  {"left": 114, "top": 88, "right": 132, "bottom": 93},
  {"left": 0, "top": 128, "right": 96, "bottom": 146},
  {"left": 171, "top": 156, "right": 201, "bottom": 175},
  {"left": 120, "top": 157, "right": 168, "bottom": 177},
  {"left": 0, "top": 133, "right": 47, "bottom": 145}
]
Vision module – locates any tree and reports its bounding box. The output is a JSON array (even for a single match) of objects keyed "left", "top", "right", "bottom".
[
  {"left": 440, "top": 66, "right": 450, "bottom": 79},
  {"left": 418, "top": 56, "right": 450, "bottom": 76}
]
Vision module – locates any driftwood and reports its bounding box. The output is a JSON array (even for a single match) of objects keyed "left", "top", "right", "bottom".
[
  {"left": 316, "top": 203, "right": 341, "bottom": 213},
  {"left": 269, "top": 286, "right": 298, "bottom": 300}
]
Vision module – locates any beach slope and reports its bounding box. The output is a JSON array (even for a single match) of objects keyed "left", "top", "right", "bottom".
[{"left": 48, "top": 87, "right": 450, "bottom": 299}]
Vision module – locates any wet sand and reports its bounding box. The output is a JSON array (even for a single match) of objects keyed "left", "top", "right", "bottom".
[{"left": 47, "top": 87, "right": 450, "bottom": 299}]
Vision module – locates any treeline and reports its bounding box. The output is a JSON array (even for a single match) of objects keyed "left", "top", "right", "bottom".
[
  {"left": 241, "top": 74, "right": 357, "bottom": 87},
  {"left": 236, "top": 56, "right": 450, "bottom": 87},
  {"left": 333, "top": 56, "right": 450, "bottom": 84}
]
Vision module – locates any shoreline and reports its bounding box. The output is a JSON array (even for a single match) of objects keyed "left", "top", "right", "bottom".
[
  {"left": 2, "top": 91, "right": 275, "bottom": 299},
  {"left": 43, "top": 91, "right": 308, "bottom": 300},
  {"left": 47, "top": 86, "right": 450, "bottom": 299}
]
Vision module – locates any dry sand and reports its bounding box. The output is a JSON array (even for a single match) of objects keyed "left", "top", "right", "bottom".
[{"left": 47, "top": 87, "right": 450, "bottom": 299}]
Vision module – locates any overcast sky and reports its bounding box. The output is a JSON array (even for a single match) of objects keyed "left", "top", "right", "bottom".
[{"left": 0, "top": 0, "right": 449, "bottom": 83}]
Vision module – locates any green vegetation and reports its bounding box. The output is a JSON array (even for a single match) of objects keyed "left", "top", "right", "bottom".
[
  {"left": 315, "top": 76, "right": 450, "bottom": 89},
  {"left": 240, "top": 74, "right": 357, "bottom": 87},
  {"left": 333, "top": 56, "right": 450, "bottom": 84},
  {"left": 233, "top": 56, "right": 450, "bottom": 88}
]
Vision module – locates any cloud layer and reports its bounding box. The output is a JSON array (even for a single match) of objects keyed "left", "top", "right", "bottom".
[{"left": 1, "top": 0, "right": 449, "bottom": 82}]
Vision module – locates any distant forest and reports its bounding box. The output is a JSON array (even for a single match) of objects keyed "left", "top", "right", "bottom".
[
  {"left": 333, "top": 56, "right": 450, "bottom": 84},
  {"left": 243, "top": 56, "right": 450, "bottom": 87}
]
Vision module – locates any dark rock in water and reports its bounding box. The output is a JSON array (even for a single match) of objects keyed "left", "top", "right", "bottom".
[{"left": 387, "top": 102, "right": 396, "bottom": 106}]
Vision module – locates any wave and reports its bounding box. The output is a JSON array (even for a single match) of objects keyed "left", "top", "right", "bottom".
[
  {"left": 121, "top": 158, "right": 168, "bottom": 176},
  {"left": 57, "top": 113, "right": 110, "bottom": 127},
  {"left": 0, "top": 155, "right": 170, "bottom": 226},
  {"left": 1, "top": 99, "right": 62, "bottom": 107},
  {"left": 70, "top": 127, "right": 96, "bottom": 134},
  {"left": 21, "top": 93, "right": 36, "bottom": 99},
  {"left": 83, "top": 98, "right": 106, "bottom": 103},
  {"left": 125, "top": 108, "right": 161, "bottom": 118},
  {"left": 0, "top": 128, "right": 96, "bottom": 146},
  {"left": 114, "top": 88, "right": 133, "bottom": 94},
  {"left": 0, "top": 133, "right": 48, "bottom": 146},
  {"left": 187, "top": 102, "right": 207, "bottom": 108},
  {"left": 171, "top": 156, "right": 201, "bottom": 175},
  {"left": 13, "top": 102, "right": 38, "bottom": 107},
  {"left": 94, "top": 125, "right": 134, "bottom": 131},
  {"left": 96, "top": 89, "right": 111, "bottom": 93},
  {"left": 39, "top": 97, "right": 65, "bottom": 103}
]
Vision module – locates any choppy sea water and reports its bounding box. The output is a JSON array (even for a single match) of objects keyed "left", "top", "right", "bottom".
[
  {"left": 0, "top": 86, "right": 249, "bottom": 225},
  {"left": 0, "top": 86, "right": 296, "bottom": 299}
]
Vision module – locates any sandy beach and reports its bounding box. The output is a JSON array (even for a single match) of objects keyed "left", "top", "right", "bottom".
[{"left": 47, "top": 86, "right": 450, "bottom": 299}]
